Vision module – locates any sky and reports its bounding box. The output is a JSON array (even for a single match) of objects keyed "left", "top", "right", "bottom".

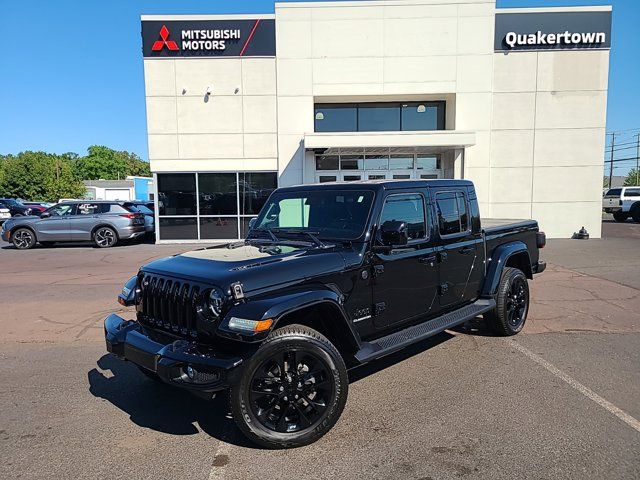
[{"left": 0, "top": 0, "right": 638, "bottom": 173}]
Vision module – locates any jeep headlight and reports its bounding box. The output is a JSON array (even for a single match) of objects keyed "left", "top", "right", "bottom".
[{"left": 208, "top": 288, "right": 225, "bottom": 318}]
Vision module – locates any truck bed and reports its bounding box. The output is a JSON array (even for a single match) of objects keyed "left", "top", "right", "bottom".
[{"left": 482, "top": 218, "right": 541, "bottom": 268}]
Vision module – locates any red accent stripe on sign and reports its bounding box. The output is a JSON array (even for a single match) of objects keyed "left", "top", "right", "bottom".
[{"left": 239, "top": 19, "right": 261, "bottom": 56}]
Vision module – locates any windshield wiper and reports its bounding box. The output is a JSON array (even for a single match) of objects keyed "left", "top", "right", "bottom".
[
  {"left": 272, "top": 229, "right": 327, "bottom": 248},
  {"left": 251, "top": 227, "right": 279, "bottom": 243}
]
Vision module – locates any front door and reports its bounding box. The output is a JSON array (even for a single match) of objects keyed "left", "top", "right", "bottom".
[
  {"left": 371, "top": 191, "right": 441, "bottom": 328},
  {"left": 34, "top": 204, "right": 74, "bottom": 241},
  {"left": 432, "top": 189, "right": 479, "bottom": 307}
]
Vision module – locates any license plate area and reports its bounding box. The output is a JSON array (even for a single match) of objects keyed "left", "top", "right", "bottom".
[{"left": 124, "top": 344, "right": 158, "bottom": 372}]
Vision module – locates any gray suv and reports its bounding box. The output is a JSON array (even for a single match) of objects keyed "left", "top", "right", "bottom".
[{"left": 0, "top": 201, "right": 146, "bottom": 249}]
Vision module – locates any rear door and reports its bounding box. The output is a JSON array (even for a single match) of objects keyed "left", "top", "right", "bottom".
[
  {"left": 432, "top": 188, "right": 479, "bottom": 307},
  {"left": 68, "top": 202, "right": 101, "bottom": 241},
  {"left": 371, "top": 190, "right": 441, "bottom": 329}
]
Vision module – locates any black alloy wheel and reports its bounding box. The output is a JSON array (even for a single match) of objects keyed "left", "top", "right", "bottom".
[
  {"left": 12, "top": 228, "right": 36, "bottom": 250},
  {"left": 93, "top": 227, "right": 118, "bottom": 248},
  {"left": 230, "top": 324, "right": 348, "bottom": 448},
  {"left": 249, "top": 349, "right": 334, "bottom": 434},
  {"left": 484, "top": 267, "right": 529, "bottom": 336}
]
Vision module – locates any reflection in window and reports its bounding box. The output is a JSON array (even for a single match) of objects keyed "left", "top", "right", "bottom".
[
  {"left": 389, "top": 155, "right": 413, "bottom": 169},
  {"left": 198, "top": 173, "right": 237, "bottom": 215},
  {"left": 436, "top": 191, "right": 468, "bottom": 236},
  {"left": 158, "top": 174, "right": 197, "bottom": 216},
  {"left": 416, "top": 155, "right": 440, "bottom": 170},
  {"left": 340, "top": 155, "right": 364, "bottom": 170},
  {"left": 200, "top": 217, "right": 239, "bottom": 239},
  {"left": 364, "top": 155, "right": 388, "bottom": 170},
  {"left": 315, "top": 155, "right": 339, "bottom": 171},
  {"left": 240, "top": 172, "right": 277, "bottom": 216},
  {"left": 379, "top": 194, "right": 426, "bottom": 240},
  {"left": 159, "top": 217, "right": 198, "bottom": 240}
]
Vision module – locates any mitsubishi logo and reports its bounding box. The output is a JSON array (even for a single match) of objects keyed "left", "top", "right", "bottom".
[{"left": 152, "top": 25, "right": 179, "bottom": 52}]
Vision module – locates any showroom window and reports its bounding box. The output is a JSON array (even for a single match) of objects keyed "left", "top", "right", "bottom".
[
  {"left": 314, "top": 101, "right": 445, "bottom": 132},
  {"left": 157, "top": 172, "right": 277, "bottom": 241}
]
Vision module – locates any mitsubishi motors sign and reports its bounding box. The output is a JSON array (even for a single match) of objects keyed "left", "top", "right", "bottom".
[{"left": 141, "top": 19, "right": 276, "bottom": 57}]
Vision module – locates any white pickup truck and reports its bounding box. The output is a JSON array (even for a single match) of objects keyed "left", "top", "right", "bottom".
[{"left": 603, "top": 186, "right": 640, "bottom": 222}]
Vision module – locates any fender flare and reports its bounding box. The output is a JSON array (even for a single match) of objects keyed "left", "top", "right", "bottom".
[
  {"left": 482, "top": 241, "right": 532, "bottom": 297},
  {"left": 218, "top": 286, "right": 360, "bottom": 348}
]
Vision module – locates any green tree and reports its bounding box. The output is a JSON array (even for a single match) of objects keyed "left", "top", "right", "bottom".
[
  {"left": 623, "top": 169, "right": 640, "bottom": 186},
  {"left": 74, "top": 145, "right": 151, "bottom": 180},
  {"left": 0, "top": 151, "right": 85, "bottom": 202}
]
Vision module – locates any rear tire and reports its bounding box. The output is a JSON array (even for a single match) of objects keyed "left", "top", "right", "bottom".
[
  {"left": 229, "top": 324, "right": 348, "bottom": 448},
  {"left": 612, "top": 211, "right": 628, "bottom": 222},
  {"left": 93, "top": 226, "right": 118, "bottom": 248},
  {"left": 484, "top": 267, "right": 529, "bottom": 336},
  {"left": 631, "top": 203, "right": 640, "bottom": 223},
  {"left": 12, "top": 228, "right": 36, "bottom": 250}
]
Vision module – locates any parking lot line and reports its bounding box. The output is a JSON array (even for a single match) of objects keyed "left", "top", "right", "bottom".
[
  {"left": 208, "top": 414, "right": 234, "bottom": 480},
  {"left": 507, "top": 338, "right": 640, "bottom": 434}
]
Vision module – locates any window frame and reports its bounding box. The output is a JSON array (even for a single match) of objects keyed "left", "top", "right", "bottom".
[
  {"left": 434, "top": 190, "right": 471, "bottom": 239},
  {"left": 377, "top": 191, "right": 429, "bottom": 245}
]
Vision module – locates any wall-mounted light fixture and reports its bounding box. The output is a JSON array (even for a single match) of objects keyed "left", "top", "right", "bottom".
[
  {"left": 315, "top": 112, "right": 325, "bottom": 120},
  {"left": 417, "top": 104, "right": 426, "bottom": 113},
  {"left": 205, "top": 86, "right": 212, "bottom": 96}
]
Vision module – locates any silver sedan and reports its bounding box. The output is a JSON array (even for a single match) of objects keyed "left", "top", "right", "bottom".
[{"left": 0, "top": 201, "right": 146, "bottom": 249}]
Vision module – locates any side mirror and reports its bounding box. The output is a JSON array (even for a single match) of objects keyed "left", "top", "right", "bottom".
[
  {"left": 378, "top": 220, "right": 408, "bottom": 247},
  {"left": 248, "top": 218, "right": 257, "bottom": 230},
  {"left": 40, "top": 212, "right": 51, "bottom": 219}
]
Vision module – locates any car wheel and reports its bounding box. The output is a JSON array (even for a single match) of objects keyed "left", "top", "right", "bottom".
[
  {"left": 612, "top": 211, "right": 628, "bottom": 222},
  {"left": 229, "top": 324, "right": 348, "bottom": 448},
  {"left": 93, "top": 226, "right": 118, "bottom": 248},
  {"left": 631, "top": 204, "right": 640, "bottom": 223},
  {"left": 484, "top": 267, "right": 529, "bottom": 336},
  {"left": 12, "top": 228, "right": 36, "bottom": 250}
]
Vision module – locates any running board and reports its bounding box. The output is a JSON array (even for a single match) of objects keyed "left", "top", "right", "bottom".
[{"left": 354, "top": 298, "right": 496, "bottom": 364}]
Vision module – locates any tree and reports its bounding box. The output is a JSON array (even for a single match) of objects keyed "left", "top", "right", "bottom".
[
  {"left": 73, "top": 145, "right": 151, "bottom": 180},
  {"left": 0, "top": 151, "right": 85, "bottom": 202},
  {"left": 623, "top": 169, "right": 640, "bottom": 186}
]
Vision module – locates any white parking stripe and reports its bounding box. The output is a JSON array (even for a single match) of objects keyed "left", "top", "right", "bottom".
[
  {"left": 508, "top": 339, "right": 640, "bottom": 434},
  {"left": 208, "top": 415, "right": 234, "bottom": 480}
]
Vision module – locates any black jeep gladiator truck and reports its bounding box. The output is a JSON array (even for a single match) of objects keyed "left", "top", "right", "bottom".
[{"left": 105, "top": 179, "right": 546, "bottom": 448}]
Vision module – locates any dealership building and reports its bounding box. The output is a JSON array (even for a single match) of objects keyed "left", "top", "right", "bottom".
[{"left": 141, "top": 0, "right": 612, "bottom": 242}]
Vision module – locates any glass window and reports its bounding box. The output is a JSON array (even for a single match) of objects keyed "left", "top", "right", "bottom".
[
  {"left": 100, "top": 203, "right": 131, "bottom": 214},
  {"left": 198, "top": 173, "right": 237, "bottom": 215},
  {"left": 379, "top": 194, "right": 426, "bottom": 241},
  {"left": 340, "top": 155, "right": 364, "bottom": 170},
  {"left": 158, "top": 174, "right": 196, "bottom": 216},
  {"left": 318, "top": 175, "right": 337, "bottom": 183},
  {"left": 401, "top": 103, "right": 442, "bottom": 131},
  {"left": 604, "top": 188, "right": 622, "bottom": 197},
  {"left": 254, "top": 190, "right": 374, "bottom": 240},
  {"left": 314, "top": 106, "right": 357, "bottom": 132},
  {"left": 315, "top": 155, "right": 339, "bottom": 171},
  {"left": 416, "top": 155, "right": 440, "bottom": 170},
  {"left": 393, "top": 174, "right": 411, "bottom": 179},
  {"left": 420, "top": 174, "right": 438, "bottom": 179},
  {"left": 240, "top": 217, "right": 257, "bottom": 238},
  {"left": 75, "top": 203, "right": 100, "bottom": 215},
  {"left": 625, "top": 188, "right": 640, "bottom": 197},
  {"left": 200, "top": 217, "right": 239, "bottom": 239},
  {"left": 240, "top": 172, "right": 277, "bottom": 215},
  {"left": 127, "top": 204, "right": 153, "bottom": 215},
  {"left": 364, "top": 155, "right": 388, "bottom": 170},
  {"left": 389, "top": 155, "right": 413, "bottom": 170},
  {"left": 158, "top": 218, "right": 198, "bottom": 240},
  {"left": 368, "top": 174, "right": 386, "bottom": 180},
  {"left": 435, "top": 191, "right": 468, "bottom": 236},
  {"left": 358, "top": 105, "right": 400, "bottom": 131},
  {"left": 343, "top": 175, "right": 362, "bottom": 182},
  {"left": 46, "top": 204, "right": 74, "bottom": 216}
]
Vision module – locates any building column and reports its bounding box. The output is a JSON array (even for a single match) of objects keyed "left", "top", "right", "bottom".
[{"left": 453, "top": 148, "right": 465, "bottom": 179}]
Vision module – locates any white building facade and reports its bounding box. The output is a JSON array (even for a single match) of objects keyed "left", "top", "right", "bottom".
[{"left": 141, "top": 0, "right": 611, "bottom": 242}]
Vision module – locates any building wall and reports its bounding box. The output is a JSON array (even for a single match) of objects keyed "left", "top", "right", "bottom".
[{"left": 491, "top": 48, "right": 608, "bottom": 238}]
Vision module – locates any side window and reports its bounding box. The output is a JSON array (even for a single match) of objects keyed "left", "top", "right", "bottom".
[
  {"left": 100, "top": 203, "right": 130, "bottom": 214},
  {"left": 605, "top": 188, "right": 622, "bottom": 197},
  {"left": 624, "top": 188, "right": 640, "bottom": 197},
  {"left": 47, "top": 204, "right": 74, "bottom": 216},
  {"left": 76, "top": 203, "right": 100, "bottom": 215},
  {"left": 379, "top": 193, "right": 426, "bottom": 241},
  {"left": 435, "top": 191, "right": 469, "bottom": 236}
]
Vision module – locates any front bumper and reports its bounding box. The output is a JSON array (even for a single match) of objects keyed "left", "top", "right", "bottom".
[{"left": 104, "top": 314, "right": 245, "bottom": 393}]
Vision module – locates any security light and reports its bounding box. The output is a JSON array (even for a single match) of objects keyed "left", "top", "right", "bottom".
[
  {"left": 315, "top": 112, "right": 325, "bottom": 120},
  {"left": 417, "top": 104, "right": 426, "bottom": 113}
]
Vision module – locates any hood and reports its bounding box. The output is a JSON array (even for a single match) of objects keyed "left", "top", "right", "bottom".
[{"left": 141, "top": 242, "right": 347, "bottom": 294}]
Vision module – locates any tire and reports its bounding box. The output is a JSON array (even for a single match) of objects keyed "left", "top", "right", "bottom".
[
  {"left": 612, "top": 211, "right": 628, "bottom": 222},
  {"left": 484, "top": 267, "right": 529, "bottom": 336},
  {"left": 12, "top": 228, "right": 36, "bottom": 250},
  {"left": 229, "top": 324, "right": 348, "bottom": 449},
  {"left": 631, "top": 203, "right": 640, "bottom": 223},
  {"left": 40, "top": 241, "right": 55, "bottom": 247},
  {"left": 93, "top": 226, "right": 118, "bottom": 248}
]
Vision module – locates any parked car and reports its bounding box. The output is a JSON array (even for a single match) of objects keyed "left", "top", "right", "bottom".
[
  {"left": 0, "top": 201, "right": 145, "bottom": 249},
  {"left": 602, "top": 187, "right": 640, "bottom": 222},
  {"left": 105, "top": 179, "right": 546, "bottom": 448},
  {"left": 0, "top": 198, "right": 32, "bottom": 217},
  {"left": 0, "top": 205, "right": 10, "bottom": 224},
  {"left": 21, "top": 202, "right": 49, "bottom": 214},
  {"left": 123, "top": 201, "right": 155, "bottom": 235}
]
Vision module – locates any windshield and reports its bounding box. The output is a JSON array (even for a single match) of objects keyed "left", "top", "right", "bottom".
[
  {"left": 2, "top": 199, "right": 22, "bottom": 207},
  {"left": 253, "top": 189, "right": 374, "bottom": 240}
]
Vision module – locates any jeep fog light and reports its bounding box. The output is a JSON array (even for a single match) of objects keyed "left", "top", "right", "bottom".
[{"left": 228, "top": 317, "right": 273, "bottom": 333}]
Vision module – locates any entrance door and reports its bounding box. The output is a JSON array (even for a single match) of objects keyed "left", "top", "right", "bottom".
[
  {"left": 371, "top": 191, "right": 441, "bottom": 328},
  {"left": 432, "top": 189, "right": 479, "bottom": 307}
]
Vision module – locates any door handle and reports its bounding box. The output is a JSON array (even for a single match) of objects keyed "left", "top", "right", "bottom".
[
  {"left": 460, "top": 246, "right": 474, "bottom": 255},
  {"left": 419, "top": 255, "right": 437, "bottom": 265}
]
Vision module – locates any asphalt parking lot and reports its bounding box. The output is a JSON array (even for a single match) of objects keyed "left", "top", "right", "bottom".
[{"left": 1, "top": 221, "right": 639, "bottom": 479}]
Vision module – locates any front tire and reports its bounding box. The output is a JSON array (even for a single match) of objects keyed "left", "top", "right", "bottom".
[
  {"left": 612, "top": 211, "right": 628, "bottom": 222},
  {"left": 230, "top": 324, "right": 348, "bottom": 448},
  {"left": 631, "top": 204, "right": 640, "bottom": 223},
  {"left": 93, "top": 226, "right": 118, "bottom": 248},
  {"left": 484, "top": 267, "right": 529, "bottom": 336},
  {"left": 12, "top": 228, "right": 36, "bottom": 250}
]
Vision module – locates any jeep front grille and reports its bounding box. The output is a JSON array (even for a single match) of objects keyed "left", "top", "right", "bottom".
[{"left": 138, "top": 274, "right": 201, "bottom": 338}]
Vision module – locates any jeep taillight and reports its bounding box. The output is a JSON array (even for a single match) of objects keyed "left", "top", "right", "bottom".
[{"left": 536, "top": 231, "right": 546, "bottom": 249}]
